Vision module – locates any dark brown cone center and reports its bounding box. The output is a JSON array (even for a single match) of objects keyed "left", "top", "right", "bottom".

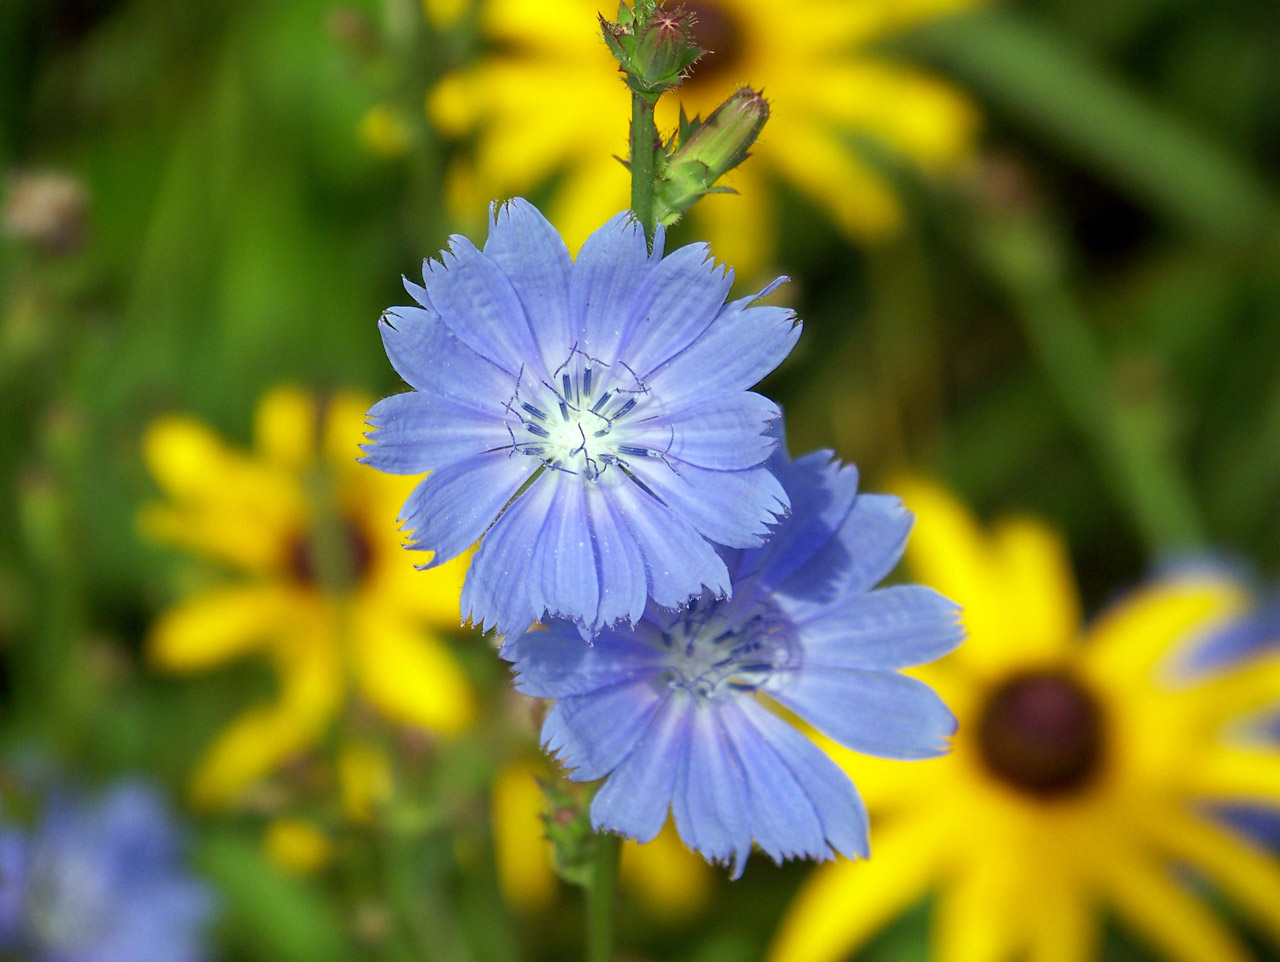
[
  {"left": 288, "top": 519, "right": 373, "bottom": 590},
  {"left": 976, "top": 670, "right": 1105, "bottom": 798},
  {"left": 684, "top": 1, "right": 746, "bottom": 89}
]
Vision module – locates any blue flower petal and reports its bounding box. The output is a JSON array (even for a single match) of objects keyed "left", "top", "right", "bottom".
[
  {"left": 778, "top": 491, "right": 912, "bottom": 607},
  {"left": 361, "top": 392, "right": 512, "bottom": 474},
  {"left": 737, "top": 450, "right": 858, "bottom": 588},
  {"left": 543, "top": 681, "right": 665, "bottom": 781},
  {"left": 626, "top": 459, "right": 788, "bottom": 548},
  {"left": 399, "top": 450, "right": 536, "bottom": 567},
  {"left": 733, "top": 698, "right": 869, "bottom": 860},
  {"left": 424, "top": 235, "right": 547, "bottom": 379},
  {"left": 671, "top": 706, "right": 752, "bottom": 877},
  {"left": 626, "top": 392, "right": 780, "bottom": 471},
  {"left": 570, "top": 212, "right": 657, "bottom": 364},
  {"left": 484, "top": 199, "right": 574, "bottom": 374},
  {"left": 461, "top": 471, "right": 556, "bottom": 633},
  {"left": 590, "top": 693, "right": 689, "bottom": 843},
  {"left": 379, "top": 307, "right": 513, "bottom": 407},
  {"left": 586, "top": 489, "right": 649, "bottom": 628},
  {"left": 528, "top": 472, "right": 601, "bottom": 627},
  {"left": 619, "top": 242, "right": 733, "bottom": 375},
  {"left": 501, "top": 623, "right": 665, "bottom": 697},
  {"left": 646, "top": 302, "right": 800, "bottom": 406},
  {"left": 768, "top": 668, "right": 957, "bottom": 760},
  {"left": 610, "top": 480, "right": 731, "bottom": 608},
  {"left": 789, "top": 586, "right": 963, "bottom": 670}
]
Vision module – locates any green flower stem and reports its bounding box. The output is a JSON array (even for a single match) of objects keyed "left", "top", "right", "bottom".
[
  {"left": 630, "top": 92, "right": 660, "bottom": 248},
  {"left": 585, "top": 832, "right": 622, "bottom": 962}
]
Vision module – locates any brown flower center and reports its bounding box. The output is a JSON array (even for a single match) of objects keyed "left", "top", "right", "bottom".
[
  {"left": 976, "top": 670, "right": 1105, "bottom": 798},
  {"left": 685, "top": 1, "right": 746, "bottom": 89},
  {"left": 288, "top": 519, "right": 373, "bottom": 591}
]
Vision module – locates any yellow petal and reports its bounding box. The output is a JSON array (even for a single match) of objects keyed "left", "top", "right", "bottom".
[
  {"left": 189, "top": 620, "right": 343, "bottom": 809},
  {"left": 1142, "top": 805, "right": 1280, "bottom": 946},
  {"left": 1025, "top": 867, "right": 1097, "bottom": 962},
  {"left": 349, "top": 605, "right": 476, "bottom": 734},
  {"left": 1180, "top": 745, "right": 1280, "bottom": 809},
  {"left": 763, "top": 116, "right": 902, "bottom": 239},
  {"left": 265, "top": 817, "right": 332, "bottom": 875},
  {"left": 550, "top": 156, "right": 631, "bottom": 258},
  {"left": 422, "top": 0, "right": 469, "bottom": 28},
  {"left": 767, "top": 814, "right": 943, "bottom": 962},
  {"left": 323, "top": 391, "right": 374, "bottom": 468},
  {"left": 988, "top": 517, "right": 1081, "bottom": 662},
  {"left": 934, "top": 852, "right": 1027, "bottom": 962},
  {"left": 620, "top": 822, "right": 714, "bottom": 920},
  {"left": 254, "top": 386, "right": 316, "bottom": 472},
  {"left": 1176, "top": 652, "right": 1280, "bottom": 727},
  {"left": 687, "top": 166, "right": 775, "bottom": 285},
  {"left": 1094, "top": 840, "right": 1252, "bottom": 962},
  {"left": 339, "top": 740, "right": 393, "bottom": 822},
  {"left": 1083, "top": 578, "right": 1248, "bottom": 683},
  {"left": 148, "top": 584, "right": 292, "bottom": 671},
  {"left": 491, "top": 760, "right": 557, "bottom": 912}
]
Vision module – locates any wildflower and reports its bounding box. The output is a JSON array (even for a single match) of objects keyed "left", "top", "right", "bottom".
[
  {"left": 429, "top": 0, "right": 981, "bottom": 275},
  {"left": 362, "top": 199, "right": 798, "bottom": 637},
  {"left": 142, "top": 387, "right": 476, "bottom": 808},
  {"left": 0, "top": 781, "right": 214, "bottom": 962},
  {"left": 769, "top": 482, "right": 1280, "bottom": 962},
  {"left": 502, "top": 450, "right": 962, "bottom": 876}
]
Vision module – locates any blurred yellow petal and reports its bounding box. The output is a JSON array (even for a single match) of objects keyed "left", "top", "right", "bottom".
[
  {"left": 988, "top": 517, "right": 1081, "bottom": 661},
  {"left": 1178, "top": 652, "right": 1280, "bottom": 725},
  {"left": 1083, "top": 579, "right": 1247, "bottom": 683},
  {"left": 620, "top": 822, "right": 714, "bottom": 920},
  {"left": 764, "top": 117, "right": 901, "bottom": 239},
  {"left": 550, "top": 156, "right": 630, "bottom": 257},
  {"left": 323, "top": 391, "right": 374, "bottom": 467},
  {"left": 189, "top": 620, "right": 343, "bottom": 809},
  {"left": 148, "top": 584, "right": 292, "bottom": 671},
  {"left": 934, "top": 854, "right": 1025, "bottom": 962},
  {"left": 491, "top": 760, "right": 557, "bottom": 912},
  {"left": 254, "top": 386, "right": 316, "bottom": 473},
  {"left": 339, "top": 740, "right": 393, "bottom": 822},
  {"left": 350, "top": 605, "right": 476, "bottom": 734},
  {"left": 1025, "top": 867, "right": 1096, "bottom": 962},
  {"left": 1095, "top": 842, "right": 1251, "bottom": 962},
  {"left": 767, "top": 813, "right": 944, "bottom": 962},
  {"left": 265, "top": 818, "right": 332, "bottom": 875},
  {"left": 422, "top": 0, "right": 469, "bottom": 29},
  {"left": 1181, "top": 746, "right": 1280, "bottom": 808},
  {"left": 1143, "top": 806, "right": 1280, "bottom": 944},
  {"left": 687, "top": 166, "right": 774, "bottom": 284}
]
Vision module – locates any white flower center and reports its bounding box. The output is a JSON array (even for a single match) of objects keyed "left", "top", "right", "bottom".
[{"left": 508, "top": 350, "right": 660, "bottom": 482}]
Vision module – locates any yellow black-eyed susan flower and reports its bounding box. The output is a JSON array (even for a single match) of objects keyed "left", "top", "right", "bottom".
[
  {"left": 141, "top": 387, "right": 476, "bottom": 809},
  {"left": 769, "top": 480, "right": 1280, "bottom": 962}
]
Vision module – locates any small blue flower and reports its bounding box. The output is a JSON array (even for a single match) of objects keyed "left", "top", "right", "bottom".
[
  {"left": 0, "top": 780, "right": 215, "bottom": 962},
  {"left": 502, "top": 449, "right": 963, "bottom": 876},
  {"left": 362, "top": 199, "right": 799, "bottom": 636}
]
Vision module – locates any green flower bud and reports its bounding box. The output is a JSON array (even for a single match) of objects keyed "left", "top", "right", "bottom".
[
  {"left": 655, "top": 87, "right": 770, "bottom": 224},
  {"left": 601, "top": 3, "right": 704, "bottom": 100}
]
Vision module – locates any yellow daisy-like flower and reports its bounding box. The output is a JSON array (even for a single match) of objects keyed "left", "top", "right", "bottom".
[
  {"left": 769, "top": 481, "right": 1280, "bottom": 962},
  {"left": 429, "top": 0, "right": 981, "bottom": 276},
  {"left": 141, "top": 387, "right": 476, "bottom": 810}
]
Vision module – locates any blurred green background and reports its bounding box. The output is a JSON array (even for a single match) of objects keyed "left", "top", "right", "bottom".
[{"left": 2, "top": 0, "right": 1279, "bottom": 959}]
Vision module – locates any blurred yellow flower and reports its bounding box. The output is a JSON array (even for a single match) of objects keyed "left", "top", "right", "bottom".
[
  {"left": 141, "top": 387, "right": 476, "bottom": 810},
  {"left": 265, "top": 817, "right": 333, "bottom": 875},
  {"left": 429, "top": 0, "right": 981, "bottom": 275},
  {"left": 770, "top": 481, "right": 1280, "bottom": 962},
  {"left": 491, "top": 759, "right": 713, "bottom": 918},
  {"left": 359, "top": 103, "right": 414, "bottom": 159}
]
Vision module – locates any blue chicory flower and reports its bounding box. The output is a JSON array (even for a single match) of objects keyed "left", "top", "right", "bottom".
[
  {"left": 502, "top": 449, "right": 963, "bottom": 876},
  {"left": 361, "top": 199, "right": 800, "bottom": 636},
  {"left": 0, "top": 781, "right": 214, "bottom": 962}
]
